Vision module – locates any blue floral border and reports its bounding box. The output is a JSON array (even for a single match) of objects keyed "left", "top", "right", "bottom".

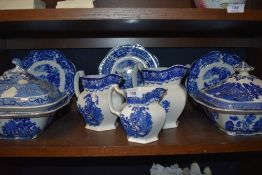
[
  {"left": 142, "top": 65, "right": 188, "bottom": 84},
  {"left": 98, "top": 44, "right": 159, "bottom": 75},
  {"left": 81, "top": 74, "right": 122, "bottom": 92}
]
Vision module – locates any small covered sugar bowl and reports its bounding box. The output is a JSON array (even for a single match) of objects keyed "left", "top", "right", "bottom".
[
  {"left": 0, "top": 59, "right": 69, "bottom": 139},
  {"left": 192, "top": 62, "right": 262, "bottom": 136}
]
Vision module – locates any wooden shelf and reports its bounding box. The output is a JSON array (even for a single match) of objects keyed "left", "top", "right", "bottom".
[
  {"left": 0, "top": 8, "right": 261, "bottom": 38},
  {"left": 1, "top": 8, "right": 262, "bottom": 21},
  {"left": 0, "top": 1, "right": 261, "bottom": 173},
  {"left": 0, "top": 99, "right": 261, "bottom": 157}
]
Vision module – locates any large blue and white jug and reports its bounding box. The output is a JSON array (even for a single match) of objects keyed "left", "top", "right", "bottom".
[
  {"left": 132, "top": 64, "right": 188, "bottom": 129},
  {"left": 108, "top": 86, "right": 167, "bottom": 144},
  {"left": 74, "top": 71, "right": 124, "bottom": 131}
]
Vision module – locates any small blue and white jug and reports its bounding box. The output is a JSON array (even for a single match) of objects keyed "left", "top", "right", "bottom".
[
  {"left": 132, "top": 64, "right": 188, "bottom": 129},
  {"left": 74, "top": 71, "right": 124, "bottom": 131},
  {"left": 108, "top": 86, "right": 167, "bottom": 144}
]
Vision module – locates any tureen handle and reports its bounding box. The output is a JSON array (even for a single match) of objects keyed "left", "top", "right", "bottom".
[
  {"left": 74, "top": 70, "right": 85, "bottom": 98},
  {"left": 108, "top": 85, "right": 125, "bottom": 117}
]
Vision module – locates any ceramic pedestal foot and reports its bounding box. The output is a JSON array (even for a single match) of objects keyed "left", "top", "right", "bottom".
[
  {"left": 163, "top": 120, "right": 179, "bottom": 129},
  {"left": 85, "top": 122, "right": 118, "bottom": 131},
  {"left": 127, "top": 136, "right": 158, "bottom": 144}
]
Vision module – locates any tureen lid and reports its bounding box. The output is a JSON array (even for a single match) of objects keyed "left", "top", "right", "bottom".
[
  {"left": 193, "top": 62, "right": 262, "bottom": 110},
  {"left": 0, "top": 59, "right": 66, "bottom": 108}
]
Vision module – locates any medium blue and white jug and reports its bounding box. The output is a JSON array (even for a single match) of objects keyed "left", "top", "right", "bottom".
[
  {"left": 108, "top": 86, "right": 167, "bottom": 144},
  {"left": 74, "top": 71, "right": 124, "bottom": 131},
  {"left": 132, "top": 64, "right": 188, "bottom": 129}
]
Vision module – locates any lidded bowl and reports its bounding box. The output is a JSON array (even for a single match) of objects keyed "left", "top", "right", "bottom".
[
  {"left": 191, "top": 62, "right": 262, "bottom": 136},
  {"left": 0, "top": 59, "right": 69, "bottom": 139}
]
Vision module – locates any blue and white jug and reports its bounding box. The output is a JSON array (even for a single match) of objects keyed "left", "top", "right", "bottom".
[
  {"left": 74, "top": 71, "right": 124, "bottom": 131},
  {"left": 132, "top": 64, "right": 188, "bottom": 129},
  {"left": 108, "top": 86, "right": 167, "bottom": 144}
]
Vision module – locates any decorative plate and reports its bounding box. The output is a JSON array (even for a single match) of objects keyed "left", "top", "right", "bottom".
[
  {"left": 98, "top": 44, "right": 159, "bottom": 88},
  {"left": 186, "top": 51, "right": 242, "bottom": 95},
  {"left": 22, "top": 50, "right": 76, "bottom": 98}
]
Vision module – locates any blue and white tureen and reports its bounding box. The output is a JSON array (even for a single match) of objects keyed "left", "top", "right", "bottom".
[
  {"left": 0, "top": 59, "right": 70, "bottom": 140},
  {"left": 192, "top": 62, "right": 262, "bottom": 136}
]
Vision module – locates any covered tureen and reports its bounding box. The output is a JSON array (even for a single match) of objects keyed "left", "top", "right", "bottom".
[
  {"left": 0, "top": 59, "right": 69, "bottom": 139},
  {"left": 192, "top": 62, "right": 262, "bottom": 136}
]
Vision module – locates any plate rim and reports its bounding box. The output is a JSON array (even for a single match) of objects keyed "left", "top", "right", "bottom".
[
  {"left": 186, "top": 50, "right": 242, "bottom": 95},
  {"left": 22, "top": 49, "right": 76, "bottom": 98},
  {"left": 98, "top": 44, "right": 159, "bottom": 75}
]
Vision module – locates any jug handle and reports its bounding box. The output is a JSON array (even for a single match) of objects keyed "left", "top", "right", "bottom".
[
  {"left": 108, "top": 85, "right": 125, "bottom": 117},
  {"left": 131, "top": 63, "right": 145, "bottom": 87},
  {"left": 74, "top": 70, "right": 85, "bottom": 98}
]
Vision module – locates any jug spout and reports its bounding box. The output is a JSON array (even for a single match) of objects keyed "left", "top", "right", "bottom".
[
  {"left": 125, "top": 87, "right": 167, "bottom": 105},
  {"left": 151, "top": 87, "right": 167, "bottom": 102},
  {"left": 141, "top": 65, "right": 188, "bottom": 85},
  {"left": 168, "top": 64, "right": 188, "bottom": 80}
]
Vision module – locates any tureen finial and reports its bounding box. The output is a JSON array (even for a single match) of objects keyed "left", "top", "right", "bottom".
[
  {"left": 1, "top": 58, "right": 28, "bottom": 80},
  {"left": 234, "top": 61, "right": 254, "bottom": 76},
  {"left": 11, "top": 58, "right": 24, "bottom": 71},
  {"left": 12, "top": 58, "right": 22, "bottom": 67}
]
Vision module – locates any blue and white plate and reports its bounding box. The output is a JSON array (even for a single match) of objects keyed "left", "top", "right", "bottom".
[
  {"left": 22, "top": 50, "right": 76, "bottom": 98},
  {"left": 186, "top": 51, "right": 242, "bottom": 95},
  {"left": 98, "top": 44, "right": 159, "bottom": 88}
]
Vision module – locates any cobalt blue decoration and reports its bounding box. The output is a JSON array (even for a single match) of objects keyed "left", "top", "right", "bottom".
[
  {"left": 78, "top": 94, "right": 103, "bottom": 126},
  {"left": 22, "top": 50, "right": 76, "bottom": 98},
  {"left": 2, "top": 118, "right": 41, "bottom": 139},
  {"left": 120, "top": 107, "right": 152, "bottom": 138},
  {"left": 98, "top": 44, "right": 159, "bottom": 88},
  {"left": 186, "top": 51, "right": 242, "bottom": 95}
]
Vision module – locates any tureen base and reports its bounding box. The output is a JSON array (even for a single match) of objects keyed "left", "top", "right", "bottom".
[
  {"left": 205, "top": 108, "right": 262, "bottom": 136},
  {"left": 0, "top": 114, "right": 53, "bottom": 140}
]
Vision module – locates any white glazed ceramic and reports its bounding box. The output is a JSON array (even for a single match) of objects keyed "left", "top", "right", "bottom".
[
  {"left": 74, "top": 71, "right": 124, "bottom": 131},
  {"left": 205, "top": 109, "right": 262, "bottom": 136},
  {"left": 0, "top": 59, "right": 70, "bottom": 140},
  {"left": 0, "top": 93, "right": 70, "bottom": 140},
  {"left": 132, "top": 64, "right": 188, "bottom": 129},
  {"left": 194, "top": 0, "right": 246, "bottom": 8},
  {"left": 194, "top": 97, "right": 262, "bottom": 136},
  {"left": 0, "top": 114, "right": 53, "bottom": 139},
  {"left": 192, "top": 62, "right": 262, "bottom": 135},
  {"left": 108, "top": 86, "right": 167, "bottom": 144}
]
